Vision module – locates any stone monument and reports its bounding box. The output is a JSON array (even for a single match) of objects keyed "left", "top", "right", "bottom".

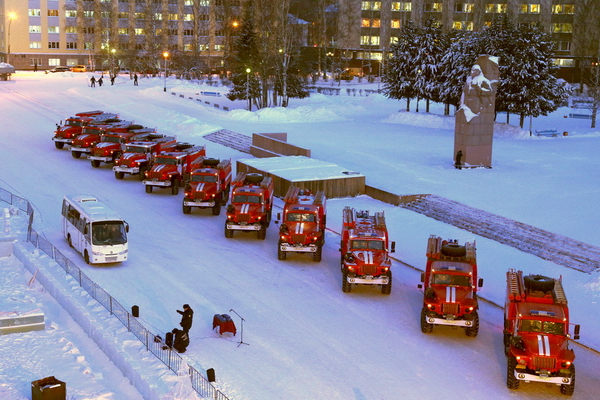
[{"left": 454, "top": 55, "right": 499, "bottom": 168}]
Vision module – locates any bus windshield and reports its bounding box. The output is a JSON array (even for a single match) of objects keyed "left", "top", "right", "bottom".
[{"left": 92, "top": 222, "right": 127, "bottom": 245}]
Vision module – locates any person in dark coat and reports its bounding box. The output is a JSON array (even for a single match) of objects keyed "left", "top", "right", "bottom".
[
  {"left": 133, "top": 74, "right": 138, "bottom": 86},
  {"left": 90, "top": 76, "right": 96, "bottom": 87},
  {"left": 172, "top": 328, "right": 189, "bottom": 353},
  {"left": 110, "top": 75, "right": 115, "bottom": 85},
  {"left": 98, "top": 76, "right": 103, "bottom": 86},
  {"left": 177, "top": 304, "right": 194, "bottom": 332},
  {"left": 455, "top": 150, "right": 463, "bottom": 170}
]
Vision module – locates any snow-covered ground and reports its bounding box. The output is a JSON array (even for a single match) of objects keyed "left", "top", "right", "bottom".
[{"left": 1, "top": 71, "right": 600, "bottom": 399}]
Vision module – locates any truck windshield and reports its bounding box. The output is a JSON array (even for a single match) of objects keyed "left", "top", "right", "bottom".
[
  {"left": 92, "top": 222, "right": 127, "bottom": 246},
  {"left": 351, "top": 240, "right": 384, "bottom": 250},
  {"left": 432, "top": 273, "right": 470, "bottom": 286},
  {"left": 233, "top": 195, "right": 262, "bottom": 204},
  {"left": 287, "top": 213, "right": 315, "bottom": 222},
  {"left": 191, "top": 175, "right": 217, "bottom": 183},
  {"left": 82, "top": 128, "right": 101, "bottom": 134},
  {"left": 126, "top": 145, "right": 149, "bottom": 153},
  {"left": 155, "top": 156, "right": 177, "bottom": 165},
  {"left": 65, "top": 120, "right": 83, "bottom": 127},
  {"left": 102, "top": 136, "right": 122, "bottom": 143},
  {"left": 520, "top": 319, "right": 565, "bottom": 335}
]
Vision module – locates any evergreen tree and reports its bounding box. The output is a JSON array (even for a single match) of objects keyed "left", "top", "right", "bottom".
[
  {"left": 226, "top": 6, "right": 261, "bottom": 109},
  {"left": 383, "top": 21, "right": 421, "bottom": 111}
]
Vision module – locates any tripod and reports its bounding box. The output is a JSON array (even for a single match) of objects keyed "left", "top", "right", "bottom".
[{"left": 229, "top": 309, "right": 249, "bottom": 347}]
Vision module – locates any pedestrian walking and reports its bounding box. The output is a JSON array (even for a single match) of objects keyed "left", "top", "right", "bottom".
[
  {"left": 98, "top": 76, "right": 103, "bottom": 87},
  {"left": 455, "top": 150, "right": 463, "bottom": 170},
  {"left": 110, "top": 75, "right": 115, "bottom": 85},
  {"left": 172, "top": 328, "right": 190, "bottom": 353},
  {"left": 90, "top": 76, "right": 96, "bottom": 87},
  {"left": 176, "top": 304, "right": 194, "bottom": 332},
  {"left": 133, "top": 73, "right": 138, "bottom": 86}
]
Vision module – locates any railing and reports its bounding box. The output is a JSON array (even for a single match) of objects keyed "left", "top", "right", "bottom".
[{"left": 0, "top": 187, "right": 229, "bottom": 400}]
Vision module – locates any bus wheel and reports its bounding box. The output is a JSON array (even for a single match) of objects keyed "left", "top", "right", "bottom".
[
  {"left": 84, "top": 250, "right": 91, "bottom": 265},
  {"left": 67, "top": 234, "right": 73, "bottom": 247}
]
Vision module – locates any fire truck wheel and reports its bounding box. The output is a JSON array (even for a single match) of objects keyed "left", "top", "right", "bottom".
[
  {"left": 342, "top": 273, "right": 352, "bottom": 293},
  {"left": 72, "top": 151, "right": 81, "bottom": 159},
  {"left": 257, "top": 225, "right": 267, "bottom": 240},
  {"left": 91, "top": 160, "right": 101, "bottom": 168},
  {"left": 84, "top": 250, "right": 91, "bottom": 265},
  {"left": 145, "top": 185, "right": 152, "bottom": 193},
  {"left": 503, "top": 331, "right": 510, "bottom": 356},
  {"left": 212, "top": 203, "right": 221, "bottom": 216},
  {"left": 54, "top": 142, "right": 64, "bottom": 149},
  {"left": 465, "top": 311, "right": 479, "bottom": 337},
  {"left": 182, "top": 204, "right": 191, "bottom": 214},
  {"left": 506, "top": 357, "right": 520, "bottom": 389},
  {"left": 420, "top": 308, "right": 433, "bottom": 333},
  {"left": 138, "top": 166, "right": 147, "bottom": 181},
  {"left": 115, "top": 171, "right": 124, "bottom": 180},
  {"left": 224, "top": 222, "right": 233, "bottom": 238},
  {"left": 523, "top": 275, "right": 555, "bottom": 292},
  {"left": 171, "top": 179, "right": 179, "bottom": 195},
  {"left": 381, "top": 272, "right": 392, "bottom": 295},
  {"left": 560, "top": 364, "right": 575, "bottom": 396},
  {"left": 278, "top": 246, "right": 287, "bottom": 260},
  {"left": 312, "top": 246, "right": 322, "bottom": 262},
  {"left": 441, "top": 243, "right": 466, "bottom": 257}
]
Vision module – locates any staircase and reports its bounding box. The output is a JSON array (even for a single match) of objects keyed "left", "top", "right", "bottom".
[{"left": 203, "top": 129, "right": 251, "bottom": 154}]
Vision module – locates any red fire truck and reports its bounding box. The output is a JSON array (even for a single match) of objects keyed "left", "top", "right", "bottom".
[
  {"left": 52, "top": 111, "right": 118, "bottom": 149},
  {"left": 276, "top": 186, "right": 326, "bottom": 262},
  {"left": 504, "top": 269, "right": 579, "bottom": 395},
  {"left": 418, "top": 236, "right": 483, "bottom": 336},
  {"left": 339, "top": 207, "right": 395, "bottom": 294},
  {"left": 182, "top": 158, "right": 232, "bottom": 215},
  {"left": 113, "top": 135, "right": 177, "bottom": 180},
  {"left": 88, "top": 128, "right": 157, "bottom": 168},
  {"left": 70, "top": 120, "right": 136, "bottom": 159},
  {"left": 142, "top": 143, "right": 206, "bottom": 195},
  {"left": 224, "top": 173, "right": 274, "bottom": 240}
]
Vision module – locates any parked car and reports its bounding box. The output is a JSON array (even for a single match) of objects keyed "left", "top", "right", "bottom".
[
  {"left": 45, "top": 66, "right": 71, "bottom": 74},
  {"left": 71, "top": 65, "right": 87, "bottom": 73}
]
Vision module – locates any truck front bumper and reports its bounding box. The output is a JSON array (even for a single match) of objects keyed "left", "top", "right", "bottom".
[
  {"left": 53, "top": 137, "right": 73, "bottom": 144},
  {"left": 280, "top": 243, "right": 317, "bottom": 252},
  {"left": 346, "top": 275, "right": 389, "bottom": 285},
  {"left": 184, "top": 199, "right": 215, "bottom": 207},
  {"left": 88, "top": 155, "right": 112, "bottom": 162},
  {"left": 143, "top": 179, "right": 171, "bottom": 187},
  {"left": 70, "top": 146, "right": 91, "bottom": 154},
  {"left": 113, "top": 166, "right": 140, "bottom": 174},
  {"left": 226, "top": 222, "right": 261, "bottom": 231},
  {"left": 424, "top": 316, "right": 473, "bottom": 327},
  {"left": 513, "top": 369, "right": 571, "bottom": 385}
]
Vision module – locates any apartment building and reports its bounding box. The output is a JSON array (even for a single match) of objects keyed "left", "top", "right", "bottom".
[{"left": 1, "top": 0, "right": 242, "bottom": 72}]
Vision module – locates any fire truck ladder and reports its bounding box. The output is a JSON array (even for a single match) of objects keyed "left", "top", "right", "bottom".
[
  {"left": 507, "top": 269, "right": 525, "bottom": 301},
  {"left": 553, "top": 278, "right": 568, "bottom": 304}
]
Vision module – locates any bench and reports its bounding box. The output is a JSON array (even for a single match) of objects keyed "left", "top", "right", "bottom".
[
  {"left": 535, "top": 129, "right": 558, "bottom": 137},
  {"left": 569, "top": 113, "right": 592, "bottom": 119}
]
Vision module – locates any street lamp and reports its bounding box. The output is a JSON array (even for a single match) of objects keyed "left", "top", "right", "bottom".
[
  {"left": 245, "top": 68, "right": 251, "bottom": 111},
  {"left": 163, "top": 51, "right": 169, "bottom": 92},
  {"left": 110, "top": 48, "right": 116, "bottom": 77},
  {"left": 7, "top": 12, "right": 16, "bottom": 65}
]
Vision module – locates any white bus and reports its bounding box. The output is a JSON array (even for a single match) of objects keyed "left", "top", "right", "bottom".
[{"left": 61, "top": 195, "right": 129, "bottom": 264}]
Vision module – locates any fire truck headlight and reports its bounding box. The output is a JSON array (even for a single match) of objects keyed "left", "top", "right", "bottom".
[
  {"left": 348, "top": 266, "right": 355, "bottom": 272},
  {"left": 427, "top": 304, "right": 436, "bottom": 311},
  {"left": 211, "top": 194, "right": 216, "bottom": 198},
  {"left": 561, "top": 361, "right": 571, "bottom": 368},
  {"left": 280, "top": 235, "right": 286, "bottom": 240},
  {"left": 382, "top": 267, "right": 389, "bottom": 272},
  {"left": 517, "top": 357, "right": 526, "bottom": 365}
]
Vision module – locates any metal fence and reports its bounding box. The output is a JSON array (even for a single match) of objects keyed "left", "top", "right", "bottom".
[{"left": 1, "top": 188, "right": 229, "bottom": 400}]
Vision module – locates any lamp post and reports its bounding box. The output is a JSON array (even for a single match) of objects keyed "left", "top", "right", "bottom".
[
  {"left": 246, "top": 68, "right": 251, "bottom": 111},
  {"left": 163, "top": 51, "right": 169, "bottom": 92},
  {"left": 7, "top": 12, "right": 16, "bottom": 65},
  {"left": 110, "top": 48, "right": 116, "bottom": 77}
]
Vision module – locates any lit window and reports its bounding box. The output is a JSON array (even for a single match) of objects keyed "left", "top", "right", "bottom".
[
  {"left": 425, "top": 3, "right": 443, "bottom": 12},
  {"left": 184, "top": 14, "right": 194, "bottom": 21},
  {"left": 391, "top": 20, "right": 400, "bottom": 29},
  {"left": 29, "top": 26, "right": 42, "bottom": 33},
  {"left": 372, "top": 19, "right": 381, "bottom": 28},
  {"left": 552, "top": 4, "right": 574, "bottom": 14},
  {"left": 48, "top": 10, "right": 59, "bottom": 17},
  {"left": 520, "top": 4, "right": 540, "bottom": 14},
  {"left": 65, "top": 27, "right": 77, "bottom": 34},
  {"left": 553, "top": 58, "right": 574, "bottom": 67},
  {"left": 362, "top": 19, "right": 371, "bottom": 28},
  {"left": 154, "top": 13, "right": 163, "bottom": 20},
  {"left": 485, "top": 4, "right": 507, "bottom": 13},
  {"left": 169, "top": 14, "right": 178, "bottom": 20},
  {"left": 118, "top": 28, "right": 130, "bottom": 35},
  {"left": 362, "top": 1, "right": 381, "bottom": 11},
  {"left": 48, "top": 26, "right": 60, "bottom": 34},
  {"left": 30, "top": 42, "right": 42, "bottom": 49},
  {"left": 66, "top": 10, "right": 77, "bottom": 18},
  {"left": 48, "top": 58, "right": 61, "bottom": 66},
  {"left": 119, "top": 12, "right": 129, "bottom": 19},
  {"left": 455, "top": 3, "right": 474, "bottom": 12},
  {"left": 135, "top": 28, "right": 145, "bottom": 35},
  {"left": 552, "top": 23, "right": 573, "bottom": 33},
  {"left": 28, "top": 9, "right": 41, "bottom": 17}
]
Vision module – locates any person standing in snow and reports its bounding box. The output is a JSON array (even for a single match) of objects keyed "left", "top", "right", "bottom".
[
  {"left": 177, "top": 304, "right": 193, "bottom": 332},
  {"left": 98, "top": 76, "right": 103, "bottom": 87},
  {"left": 133, "top": 74, "right": 138, "bottom": 86},
  {"left": 455, "top": 150, "right": 463, "bottom": 170},
  {"left": 90, "top": 76, "right": 96, "bottom": 87}
]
